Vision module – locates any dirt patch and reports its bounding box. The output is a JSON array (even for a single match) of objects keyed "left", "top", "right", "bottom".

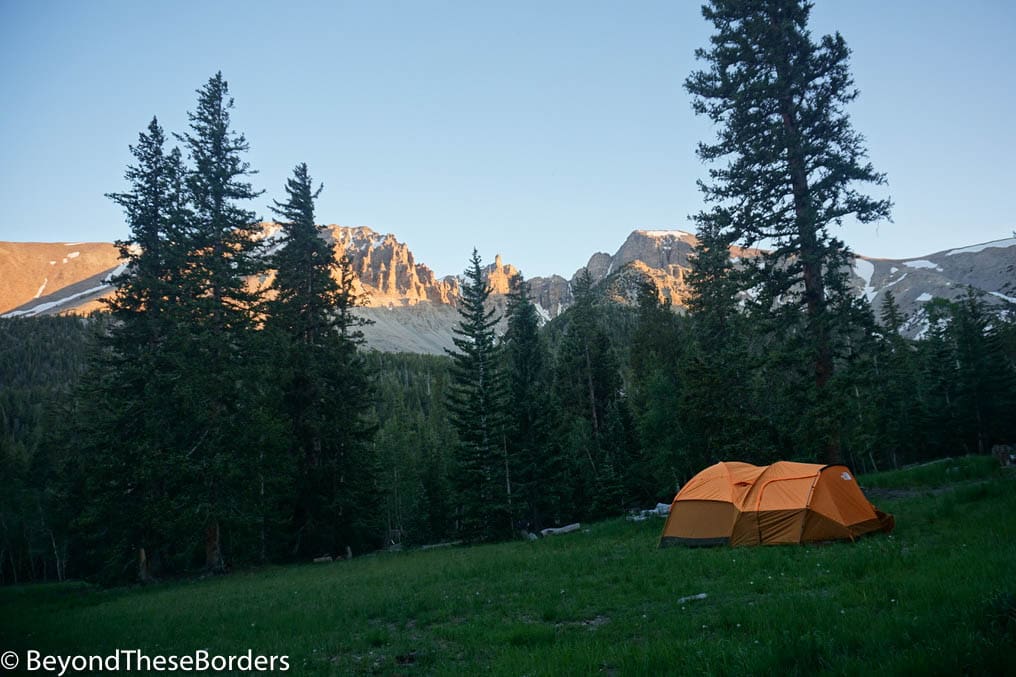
[{"left": 557, "top": 614, "right": 611, "bottom": 631}]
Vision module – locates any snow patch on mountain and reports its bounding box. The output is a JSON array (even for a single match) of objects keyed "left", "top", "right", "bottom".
[
  {"left": 905, "top": 259, "right": 943, "bottom": 271},
  {"left": 916, "top": 292, "right": 933, "bottom": 302},
  {"left": 3, "top": 284, "right": 109, "bottom": 318},
  {"left": 854, "top": 258, "right": 877, "bottom": 302},
  {"left": 884, "top": 272, "right": 908, "bottom": 289},
  {"left": 945, "top": 237, "right": 1016, "bottom": 256},
  {"left": 35, "top": 279, "right": 48, "bottom": 299},
  {"left": 103, "top": 263, "right": 129, "bottom": 283},
  {"left": 639, "top": 229, "right": 695, "bottom": 239},
  {"left": 534, "top": 303, "right": 551, "bottom": 324}
]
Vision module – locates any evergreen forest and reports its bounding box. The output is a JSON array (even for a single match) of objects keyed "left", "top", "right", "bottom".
[{"left": 2, "top": 3, "right": 1016, "bottom": 586}]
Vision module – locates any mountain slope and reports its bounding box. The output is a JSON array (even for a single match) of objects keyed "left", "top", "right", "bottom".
[
  {"left": 2, "top": 227, "right": 1013, "bottom": 352},
  {"left": 0, "top": 241, "right": 121, "bottom": 315},
  {"left": 527, "top": 229, "right": 1015, "bottom": 336},
  {"left": 848, "top": 238, "right": 1016, "bottom": 335}
]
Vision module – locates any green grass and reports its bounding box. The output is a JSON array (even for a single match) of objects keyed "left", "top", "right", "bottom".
[
  {"left": 2, "top": 464, "right": 1014, "bottom": 675},
  {"left": 858, "top": 455, "right": 1002, "bottom": 489}
]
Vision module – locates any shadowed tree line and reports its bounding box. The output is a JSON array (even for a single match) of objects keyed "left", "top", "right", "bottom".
[{"left": 3, "top": 266, "right": 1015, "bottom": 584}]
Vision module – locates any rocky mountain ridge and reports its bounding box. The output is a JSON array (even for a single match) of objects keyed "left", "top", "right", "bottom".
[{"left": 2, "top": 226, "right": 1013, "bottom": 352}]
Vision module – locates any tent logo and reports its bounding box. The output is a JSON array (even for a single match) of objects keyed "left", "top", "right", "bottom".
[{"left": 841, "top": 472, "right": 852, "bottom": 480}]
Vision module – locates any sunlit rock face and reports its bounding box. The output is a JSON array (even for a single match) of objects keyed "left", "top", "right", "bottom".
[
  {"left": 2, "top": 224, "right": 1014, "bottom": 349},
  {"left": 0, "top": 241, "right": 122, "bottom": 316},
  {"left": 322, "top": 225, "right": 459, "bottom": 308}
]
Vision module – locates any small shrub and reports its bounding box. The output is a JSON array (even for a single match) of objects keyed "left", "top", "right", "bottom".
[
  {"left": 985, "top": 590, "right": 1016, "bottom": 640},
  {"left": 365, "top": 627, "right": 390, "bottom": 647}
]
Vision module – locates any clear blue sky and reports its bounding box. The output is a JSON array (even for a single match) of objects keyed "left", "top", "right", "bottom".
[{"left": 1, "top": 1, "right": 1013, "bottom": 278}]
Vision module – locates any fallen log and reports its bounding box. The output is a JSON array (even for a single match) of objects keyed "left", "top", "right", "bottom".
[
  {"left": 540, "top": 523, "right": 581, "bottom": 537},
  {"left": 420, "top": 540, "right": 463, "bottom": 550}
]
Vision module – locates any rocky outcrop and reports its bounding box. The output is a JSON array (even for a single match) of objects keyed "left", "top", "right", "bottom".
[
  {"left": 527, "top": 229, "right": 719, "bottom": 311},
  {"left": 582, "top": 252, "right": 613, "bottom": 282},
  {"left": 0, "top": 225, "right": 464, "bottom": 318},
  {"left": 610, "top": 229, "right": 698, "bottom": 273},
  {"left": 323, "top": 225, "right": 459, "bottom": 307},
  {"left": 483, "top": 254, "right": 519, "bottom": 296},
  {"left": 528, "top": 275, "right": 572, "bottom": 322}
]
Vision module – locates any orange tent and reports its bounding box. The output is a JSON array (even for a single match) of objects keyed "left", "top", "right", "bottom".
[{"left": 659, "top": 461, "right": 894, "bottom": 547}]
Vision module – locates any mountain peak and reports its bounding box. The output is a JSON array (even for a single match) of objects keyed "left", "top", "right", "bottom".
[{"left": 634, "top": 228, "right": 697, "bottom": 241}]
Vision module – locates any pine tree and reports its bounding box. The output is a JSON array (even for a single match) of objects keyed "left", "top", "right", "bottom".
[
  {"left": 72, "top": 117, "right": 192, "bottom": 582},
  {"left": 266, "top": 163, "right": 378, "bottom": 558},
  {"left": 370, "top": 352, "right": 457, "bottom": 545},
  {"left": 879, "top": 291, "right": 906, "bottom": 338},
  {"left": 871, "top": 291, "right": 918, "bottom": 467},
  {"left": 945, "top": 291, "right": 1016, "bottom": 454},
  {"left": 445, "top": 250, "right": 508, "bottom": 541},
  {"left": 685, "top": 211, "right": 739, "bottom": 333},
  {"left": 105, "top": 117, "right": 191, "bottom": 324},
  {"left": 268, "top": 163, "right": 333, "bottom": 340},
  {"left": 552, "top": 270, "right": 630, "bottom": 517},
  {"left": 681, "top": 215, "right": 781, "bottom": 467},
  {"left": 502, "top": 271, "right": 558, "bottom": 529},
  {"left": 177, "top": 72, "right": 265, "bottom": 327},
  {"left": 629, "top": 279, "right": 698, "bottom": 495},
  {"left": 173, "top": 72, "right": 269, "bottom": 572},
  {"left": 687, "top": 0, "right": 891, "bottom": 464},
  {"left": 556, "top": 271, "right": 617, "bottom": 444}
]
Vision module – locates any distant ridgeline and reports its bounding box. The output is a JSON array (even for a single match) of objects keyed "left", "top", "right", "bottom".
[{"left": 1, "top": 229, "right": 1014, "bottom": 353}]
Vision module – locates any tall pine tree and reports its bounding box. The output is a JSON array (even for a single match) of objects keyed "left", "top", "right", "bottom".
[
  {"left": 174, "top": 72, "right": 270, "bottom": 571},
  {"left": 687, "top": 0, "right": 891, "bottom": 463},
  {"left": 267, "top": 163, "right": 377, "bottom": 558},
  {"left": 552, "top": 271, "right": 629, "bottom": 517},
  {"left": 73, "top": 117, "right": 191, "bottom": 582},
  {"left": 502, "top": 271, "right": 559, "bottom": 529},
  {"left": 445, "top": 250, "right": 509, "bottom": 541}
]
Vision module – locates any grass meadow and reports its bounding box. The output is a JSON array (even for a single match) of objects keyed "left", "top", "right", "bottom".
[{"left": 2, "top": 458, "right": 1014, "bottom": 675}]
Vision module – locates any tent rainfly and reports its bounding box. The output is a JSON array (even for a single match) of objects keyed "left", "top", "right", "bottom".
[{"left": 659, "top": 461, "right": 894, "bottom": 547}]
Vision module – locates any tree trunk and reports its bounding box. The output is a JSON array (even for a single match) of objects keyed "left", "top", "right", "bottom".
[
  {"left": 777, "top": 68, "right": 839, "bottom": 465},
  {"left": 584, "top": 343, "right": 600, "bottom": 437},
  {"left": 138, "top": 547, "right": 156, "bottom": 584},
  {"left": 49, "top": 530, "right": 64, "bottom": 583},
  {"left": 259, "top": 448, "right": 267, "bottom": 564},
  {"left": 205, "top": 521, "right": 223, "bottom": 572},
  {"left": 503, "top": 435, "right": 514, "bottom": 536},
  {"left": 7, "top": 549, "right": 17, "bottom": 585}
]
